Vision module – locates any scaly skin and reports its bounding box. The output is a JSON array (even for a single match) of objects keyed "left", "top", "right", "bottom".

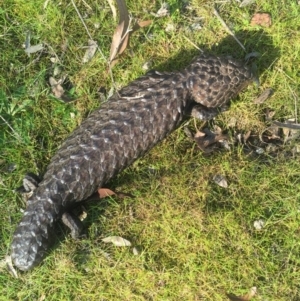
[{"left": 11, "top": 54, "right": 254, "bottom": 271}]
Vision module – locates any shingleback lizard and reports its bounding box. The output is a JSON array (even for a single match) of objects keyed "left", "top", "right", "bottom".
[{"left": 10, "top": 54, "right": 254, "bottom": 271}]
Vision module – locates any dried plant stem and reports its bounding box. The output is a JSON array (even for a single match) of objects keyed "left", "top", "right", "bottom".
[
  {"left": 107, "top": 0, "right": 117, "bottom": 21},
  {"left": 80, "top": 0, "right": 92, "bottom": 11},
  {"left": 273, "top": 121, "right": 300, "bottom": 130},
  {"left": 290, "top": 88, "right": 298, "bottom": 124},
  {"left": 183, "top": 36, "right": 203, "bottom": 53},
  {"left": 0, "top": 115, "right": 23, "bottom": 143},
  {"left": 213, "top": 7, "right": 246, "bottom": 52},
  {"left": 70, "top": 0, "right": 106, "bottom": 60}
]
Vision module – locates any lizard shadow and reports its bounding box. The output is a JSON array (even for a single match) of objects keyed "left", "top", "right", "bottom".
[{"left": 52, "top": 30, "right": 280, "bottom": 270}]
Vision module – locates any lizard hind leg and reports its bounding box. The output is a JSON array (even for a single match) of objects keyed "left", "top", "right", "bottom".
[
  {"left": 16, "top": 172, "right": 85, "bottom": 240},
  {"left": 61, "top": 212, "right": 84, "bottom": 239}
]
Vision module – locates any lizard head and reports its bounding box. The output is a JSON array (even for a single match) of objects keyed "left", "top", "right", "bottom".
[{"left": 186, "top": 54, "right": 255, "bottom": 108}]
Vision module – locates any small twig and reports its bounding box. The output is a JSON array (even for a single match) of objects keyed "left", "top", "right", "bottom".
[
  {"left": 106, "top": 0, "right": 117, "bottom": 21},
  {"left": 0, "top": 115, "right": 24, "bottom": 143},
  {"left": 183, "top": 36, "right": 203, "bottom": 52},
  {"left": 289, "top": 88, "right": 298, "bottom": 124},
  {"left": 43, "top": 0, "right": 51, "bottom": 9},
  {"left": 80, "top": 0, "right": 93, "bottom": 11},
  {"left": 273, "top": 121, "right": 300, "bottom": 130},
  {"left": 213, "top": 7, "right": 246, "bottom": 52},
  {"left": 275, "top": 67, "right": 297, "bottom": 83},
  {"left": 70, "top": 0, "right": 106, "bottom": 60}
]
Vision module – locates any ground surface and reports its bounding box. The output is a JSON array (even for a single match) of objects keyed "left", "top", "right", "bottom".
[{"left": 1, "top": 0, "right": 300, "bottom": 300}]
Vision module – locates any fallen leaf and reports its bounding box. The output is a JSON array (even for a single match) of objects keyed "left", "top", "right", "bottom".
[
  {"left": 213, "top": 174, "right": 228, "bottom": 188},
  {"left": 195, "top": 130, "right": 206, "bottom": 138},
  {"left": 109, "top": 15, "right": 152, "bottom": 67},
  {"left": 142, "top": 60, "right": 153, "bottom": 70},
  {"left": 132, "top": 20, "right": 152, "bottom": 30},
  {"left": 132, "top": 247, "right": 139, "bottom": 255},
  {"left": 256, "top": 147, "right": 264, "bottom": 154},
  {"left": 98, "top": 188, "right": 116, "bottom": 198},
  {"left": 243, "top": 131, "right": 251, "bottom": 143},
  {"left": 250, "top": 13, "right": 272, "bottom": 27},
  {"left": 49, "top": 77, "right": 65, "bottom": 99},
  {"left": 228, "top": 117, "right": 237, "bottom": 127},
  {"left": 25, "top": 43, "right": 44, "bottom": 55},
  {"left": 38, "top": 295, "right": 46, "bottom": 301},
  {"left": 7, "top": 163, "right": 17, "bottom": 173},
  {"left": 86, "top": 188, "right": 133, "bottom": 202},
  {"left": 184, "top": 126, "right": 194, "bottom": 139},
  {"left": 253, "top": 88, "right": 273, "bottom": 104},
  {"left": 109, "top": 0, "right": 152, "bottom": 67},
  {"left": 189, "top": 22, "right": 202, "bottom": 31},
  {"left": 109, "top": 0, "right": 130, "bottom": 65},
  {"left": 49, "top": 76, "right": 77, "bottom": 103},
  {"left": 227, "top": 287, "right": 257, "bottom": 301},
  {"left": 43, "top": 0, "right": 51, "bottom": 9},
  {"left": 82, "top": 39, "right": 98, "bottom": 63},
  {"left": 254, "top": 219, "right": 265, "bottom": 230},
  {"left": 102, "top": 236, "right": 132, "bottom": 247},
  {"left": 151, "top": 2, "right": 170, "bottom": 17},
  {"left": 239, "top": 0, "right": 255, "bottom": 7},
  {"left": 292, "top": 144, "right": 300, "bottom": 154},
  {"left": 194, "top": 128, "right": 228, "bottom": 153},
  {"left": 265, "top": 108, "right": 276, "bottom": 121},
  {"left": 165, "top": 23, "right": 175, "bottom": 32}
]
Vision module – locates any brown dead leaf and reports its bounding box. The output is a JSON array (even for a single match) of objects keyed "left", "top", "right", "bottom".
[
  {"left": 98, "top": 188, "right": 117, "bottom": 198},
  {"left": 213, "top": 174, "right": 228, "bottom": 188},
  {"left": 49, "top": 76, "right": 76, "bottom": 103},
  {"left": 243, "top": 130, "right": 252, "bottom": 143},
  {"left": 25, "top": 43, "right": 44, "bottom": 55},
  {"left": 38, "top": 295, "right": 46, "bottom": 301},
  {"left": 250, "top": 13, "right": 272, "bottom": 27},
  {"left": 86, "top": 188, "right": 134, "bottom": 200},
  {"left": 265, "top": 108, "right": 276, "bottom": 121},
  {"left": 227, "top": 287, "right": 257, "bottom": 301},
  {"left": 49, "top": 77, "right": 65, "bottom": 99},
  {"left": 194, "top": 128, "right": 228, "bottom": 153},
  {"left": 253, "top": 88, "right": 273, "bottom": 104},
  {"left": 109, "top": 0, "right": 152, "bottom": 67},
  {"left": 151, "top": 2, "right": 170, "bottom": 17},
  {"left": 239, "top": 0, "right": 255, "bottom": 7},
  {"left": 132, "top": 20, "right": 152, "bottom": 31},
  {"left": 102, "top": 236, "right": 131, "bottom": 246},
  {"left": 184, "top": 126, "right": 194, "bottom": 139},
  {"left": 109, "top": 0, "right": 130, "bottom": 64},
  {"left": 82, "top": 39, "right": 98, "bottom": 63}
]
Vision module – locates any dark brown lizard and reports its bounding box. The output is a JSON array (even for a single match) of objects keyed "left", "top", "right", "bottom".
[{"left": 10, "top": 54, "right": 254, "bottom": 271}]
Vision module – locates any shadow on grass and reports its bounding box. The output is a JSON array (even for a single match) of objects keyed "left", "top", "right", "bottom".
[{"left": 152, "top": 30, "right": 279, "bottom": 74}]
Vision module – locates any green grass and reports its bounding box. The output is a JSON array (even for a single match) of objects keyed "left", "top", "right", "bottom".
[{"left": 1, "top": 0, "right": 300, "bottom": 300}]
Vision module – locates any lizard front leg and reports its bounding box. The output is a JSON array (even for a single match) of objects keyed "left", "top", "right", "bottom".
[{"left": 186, "top": 103, "right": 229, "bottom": 121}]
